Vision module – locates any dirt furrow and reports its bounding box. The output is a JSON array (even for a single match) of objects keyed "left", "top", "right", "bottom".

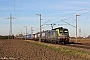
[{"left": 0, "top": 40, "right": 87, "bottom": 60}]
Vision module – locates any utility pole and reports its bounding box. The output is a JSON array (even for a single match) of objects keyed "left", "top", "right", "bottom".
[
  {"left": 84, "top": 32, "right": 85, "bottom": 38},
  {"left": 24, "top": 26, "right": 27, "bottom": 40},
  {"left": 19, "top": 30, "right": 22, "bottom": 40},
  {"left": 5, "top": 13, "right": 16, "bottom": 39},
  {"left": 31, "top": 27, "right": 33, "bottom": 34},
  {"left": 36, "top": 14, "right": 42, "bottom": 43},
  {"left": 79, "top": 29, "right": 81, "bottom": 38},
  {"left": 76, "top": 14, "right": 80, "bottom": 42}
]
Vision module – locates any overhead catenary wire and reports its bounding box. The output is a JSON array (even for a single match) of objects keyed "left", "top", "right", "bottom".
[
  {"left": 39, "top": 7, "right": 90, "bottom": 32},
  {"left": 42, "top": 20, "right": 50, "bottom": 26},
  {"left": 44, "top": 7, "right": 90, "bottom": 24},
  {"left": 60, "top": 7, "right": 90, "bottom": 18},
  {"left": 79, "top": 17, "right": 90, "bottom": 21},
  {"left": 79, "top": 10, "right": 90, "bottom": 16},
  {"left": 54, "top": 9, "right": 90, "bottom": 25},
  {"left": 78, "top": 10, "right": 90, "bottom": 21},
  {"left": 58, "top": 8, "right": 90, "bottom": 21},
  {"left": 47, "top": 7, "right": 90, "bottom": 19}
]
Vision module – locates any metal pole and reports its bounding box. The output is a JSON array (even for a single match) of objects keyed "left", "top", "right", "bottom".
[
  {"left": 36, "top": 14, "right": 42, "bottom": 43},
  {"left": 10, "top": 13, "right": 13, "bottom": 39},
  {"left": 31, "top": 27, "right": 33, "bottom": 34},
  {"left": 20, "top": 30, "right": 22, "bottom": 40},
  {"left": 76, "top": 14, "right": 80, "bottom": 42},
  {"left": 10, "top": 13, "right": 12, "bottom": 36},
  {"left": 79, "top": 29, "right": 81, "bottom": 38},
  {"left": 76, "top": 15, "right": 77, "bottom": 42},
  {"left": 5, "top": 13, "right": 16, "bottom": 39},
  {"left": 24, "top": 26, "right": 27, "bottom": 40},
  {"left": 40, "top": 14, "right": 42, "bottom": 43},
  {"left": 25, "top": 27, "right": 27, "bottom": 40}
]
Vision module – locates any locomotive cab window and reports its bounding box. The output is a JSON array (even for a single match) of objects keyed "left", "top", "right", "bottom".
[
  {"left": 60, "top": 30, "right": 63, "bottom": 33},
  {"left": 63, "top": 29, "right": 69, "bottom": 36}
]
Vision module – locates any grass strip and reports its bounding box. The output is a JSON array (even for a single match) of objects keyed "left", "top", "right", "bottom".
[{"left": 26, "top": 41, "right": 90, "bottom": 60}]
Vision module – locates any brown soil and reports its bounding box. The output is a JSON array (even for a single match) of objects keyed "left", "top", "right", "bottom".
[
  {"left": 70, "top": 38, "right": 90, "bottom": 44},
  {"left": 0, "top": 40, "right": 87, "bottom": 60}
]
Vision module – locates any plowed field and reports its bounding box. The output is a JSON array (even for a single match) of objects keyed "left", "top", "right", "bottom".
[{"left": 0, "top": 40, "right": 88, "bottom": 60}]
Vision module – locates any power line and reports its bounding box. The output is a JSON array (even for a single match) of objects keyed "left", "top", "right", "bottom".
[
  {"left": 0, "top": 8, "right": 5, "bottom": 18},
  {"left": 58, "top": 8, "right": 90, "bottom": 21},
  {"left": 78, "top": 12, "right": 90, "bottom": 21},
  {"left": 44, "top": 7, "right": 90, "bottom": 25},
  {"left": 60, "top": 7, "right": 90, "bottom": 18},
  {"left": 14, "top": 0, "right": 16, "bottom": 16},
  {"left": 80, "top": 17, "right": 90, "bottom": 21},
  {"left": 61, "top": 20, "right": 76, "bottom": 28},
  {"left": 41, "top": 7, "right": 90, "bottom": 31},
  {"left": 54, "top": 9, "right": 90, "bottom": 26},
  {"left": 17, "top": 0, "right": 23, "bottom": 18},
  {"left": 42, "top": 20, "right": 50, "bottom": 26},
  {"left": 47, "top": 7, "right": 90, "bottom": 19},
  {"left": 79, "top": 10, "right": 90, "bottom": 16}
]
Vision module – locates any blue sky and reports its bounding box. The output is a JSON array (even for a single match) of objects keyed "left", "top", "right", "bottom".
[{"left": 0, "top": 0, "right": 90, "bottom": 37}]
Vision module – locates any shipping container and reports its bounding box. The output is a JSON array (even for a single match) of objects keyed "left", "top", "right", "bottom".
[
  {"left": 23, "top": 35, "right": 26, "bottom": 40},
  {"left": 41, "top": 31, "right": 46, "bottom": 42},
  {"left": 41, "top": 30, "right": 58, "bottom": 43},
  {"left": 29, "top": 34, "right": 33, "bottom": 39}
]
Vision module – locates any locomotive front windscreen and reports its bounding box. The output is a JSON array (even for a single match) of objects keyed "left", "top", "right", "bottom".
[
  {"left": 60, "top": 29, "right": 63, "bottom": 33},
  {"left": 63, "top": 29, "right": 69, "bottom": 36}
]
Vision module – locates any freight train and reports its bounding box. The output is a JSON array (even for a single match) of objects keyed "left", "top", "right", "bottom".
[{"left": 23, "top": 27, "right": 69, "bottom": 45}]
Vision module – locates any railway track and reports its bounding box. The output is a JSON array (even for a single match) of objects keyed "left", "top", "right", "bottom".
[
  {"left": 67, "top": 44, "right": 90, "bottom": 49},
  {"left": 26, "top": 39, "right": 90, "bottom": 52},
  {"left": 63, "top": 43, "right": 90, "bottom": 53}
]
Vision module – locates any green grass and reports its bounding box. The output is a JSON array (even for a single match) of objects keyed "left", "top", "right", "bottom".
[{"left": 27, "top": 41, "right": 90, "bottom": 60}]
